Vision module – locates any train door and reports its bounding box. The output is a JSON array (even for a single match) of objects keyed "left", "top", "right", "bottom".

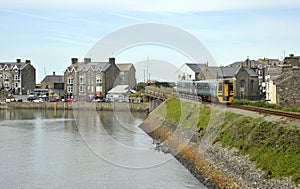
[{"left": 224, "top": 80, "right": 229, "bottom": 101}]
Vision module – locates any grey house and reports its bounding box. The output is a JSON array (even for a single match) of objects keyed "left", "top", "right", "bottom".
[
  {"left": 40, "top": 72, "right": 64, "bottom": 97},
  {"left": 116, "top": 63, "right": 136, "bottom": 89},
  {"left": 64, "top": 57, "right": 120, "bottom": 100},
  {"left": 0, "top": 59, "right": 36, "bottom": 95}
]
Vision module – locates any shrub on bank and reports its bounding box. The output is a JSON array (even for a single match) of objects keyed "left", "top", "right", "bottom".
[{"left": 232, "top": 99, "right": 300, "bottom": 113}]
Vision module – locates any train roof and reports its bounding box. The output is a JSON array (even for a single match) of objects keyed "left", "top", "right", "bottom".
[{"left": 177, "top": 79, "right": 231, "bottom": 83}]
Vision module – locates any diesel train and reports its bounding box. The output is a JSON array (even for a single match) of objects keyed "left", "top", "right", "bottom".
[{"left": 177, "top": 79, "right": 235, "bottom": 103}]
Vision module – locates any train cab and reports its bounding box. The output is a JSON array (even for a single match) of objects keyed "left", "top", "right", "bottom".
[{"left": 217, "top": 80, "right": 234, "bottom": 103}]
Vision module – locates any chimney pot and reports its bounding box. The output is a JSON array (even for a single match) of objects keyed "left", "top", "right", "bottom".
[
  {"left": 25, "top": 60, "right": 31, "bottom": 64},
  {"left": 53, "top": 71, "right": 55, "bottom": 76},
  {"left": 71, "top": 58, "right": 78, "bottom": 64},
  {"left": 16, "top": 59, "right": 21, "bottom": 63},
  {"left": 109, "top": 57, "right": 115, "bottom": 64},
  {"left": 84, "top": 58, "right": 91, "bottom": 64}
]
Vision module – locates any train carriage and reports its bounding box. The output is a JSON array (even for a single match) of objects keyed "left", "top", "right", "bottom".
[{"left": 177, "top": 79, "right": 234, "bottom": 103}]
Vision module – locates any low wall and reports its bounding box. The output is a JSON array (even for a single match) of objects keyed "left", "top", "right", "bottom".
[{"left": 0, "top": 102, "right": 150, "bottom": 112}]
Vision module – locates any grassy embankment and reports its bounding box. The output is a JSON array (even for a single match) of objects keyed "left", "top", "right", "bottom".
[{"left": 151, "top": 97, "right": 300, "bottom": 184}]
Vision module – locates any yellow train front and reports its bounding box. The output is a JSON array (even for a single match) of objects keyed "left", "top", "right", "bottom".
[{"left": 217, "top": 80, "right": 234, "bottom": 103}]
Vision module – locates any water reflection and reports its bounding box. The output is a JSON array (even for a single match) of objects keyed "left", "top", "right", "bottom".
[{"left": 0, "top": 109, "right": 206, "bottom": 188}]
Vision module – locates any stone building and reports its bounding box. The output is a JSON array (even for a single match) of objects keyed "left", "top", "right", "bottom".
[
  {"left": 284, "top": 54, "right": 300, "bottom": 67},
  {"left": 116, "top": 63, "right": 136, "bottom": 89},
  {"left": 40, "top": 72, "right": 64, "bottom": 97},
  {"left": 227, "top": 58, "right": 267, "bottom": 97},
  {"left": 64, "top": 57, "right": 120, "bottom": 100},
  {"left": 0, "top": 59, "right": 36, "bottom": 95},
  {"left": 234, "top": 66, "right": 260, "bottom": 100},
  {"left": 268, "top": 66, "right": 300, "bottom": 107}
]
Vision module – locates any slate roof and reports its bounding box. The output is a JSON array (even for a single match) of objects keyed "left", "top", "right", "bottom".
[
  {"left": 208, "top": 66, "right": 240, "bottom": 77},
  {"left": 244, "top": 67, "right": 258, "bottom": 77},
  {"left": 41, "top": 75, "right": 64, "bottom": 83},
  {"left": 0, "top": 62, "right": 29, "bottom": 70},
  {"left": 67, "top": 61, "right": 113, "bottom": 72},
  {"left": 117, "top": 63, "right": 134, "bottom": 72}
]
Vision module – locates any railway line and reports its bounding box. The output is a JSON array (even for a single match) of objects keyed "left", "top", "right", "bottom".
[
  {"left": 144, "top": 86, "right": 300, "bottom": 120},
  {"left": 229, "top": 104, "right": 300, "bottom": 120}
]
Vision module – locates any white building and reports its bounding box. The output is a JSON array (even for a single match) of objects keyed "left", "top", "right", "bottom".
[
  {"left": 106, "top": 85, "right": 131, "bottom": 102},
  {"left": 176, "top": 63, "right": 206, "bottom": 81}
]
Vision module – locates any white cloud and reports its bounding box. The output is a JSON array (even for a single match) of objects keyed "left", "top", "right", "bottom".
[{"left": 2, "top": 0, "right": 300, "bottom": 12}]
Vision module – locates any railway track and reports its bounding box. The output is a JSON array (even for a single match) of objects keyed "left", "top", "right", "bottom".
[{"left": 229, "top": 104, "right": 300, "bottom": 120}]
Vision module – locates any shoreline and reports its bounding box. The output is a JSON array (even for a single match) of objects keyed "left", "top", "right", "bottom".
[
  {"left": 0, "top": 102, "right": 150, "bottom": 112},
  {"left": 139, "top": 99, "right": 299, "bottom": 189}
]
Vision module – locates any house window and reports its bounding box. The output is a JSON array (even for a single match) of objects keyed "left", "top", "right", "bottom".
[
  {"left": 250, "top": 80, "right": 254, "bottom": 91},
  {"left": 4, "top": 74, "right": 8, "bottom": 79},
  {"left": 68, "top": 78, "right": 73, "bottom": 84},
  {"left": 79, "top": 77, "right": 85, "bottom": 84},
  {"left": 96, "top": 77, "right": 102, "bottom": 84},
  {"left": 4, "top": 81, "right": 9, "bottom": 87},
  {"left": 14, "top": 75, "right": 20, "bottom": 80},
  {"left": 67, "top": 86, "right": 73, "bottom": 93},
  {"left": 15, "top": 82, "right": 18, "bottom": 88},
  {"left": 79, "top": 86, "right": 85, "bottom": 92}
]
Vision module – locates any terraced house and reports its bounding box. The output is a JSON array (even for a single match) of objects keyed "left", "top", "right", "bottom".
[
  {"left": 0, "top": 59, "right": 36, "bottom": 95},
  {"left": 64, "top": 57, "right": 120, "bottom": 100}
]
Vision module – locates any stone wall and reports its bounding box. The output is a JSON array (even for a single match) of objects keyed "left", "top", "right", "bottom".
[{"left": 0, "top": 102, "right": 150, "bottom": 112}]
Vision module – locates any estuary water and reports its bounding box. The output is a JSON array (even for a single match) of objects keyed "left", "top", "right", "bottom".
[{"left": 0, "top": 108, "right": 206, "bottom": 189}]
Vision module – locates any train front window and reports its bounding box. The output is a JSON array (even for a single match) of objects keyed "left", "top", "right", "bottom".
[{"left": 218, "top": 84, "right": 223, "bottom": 91}]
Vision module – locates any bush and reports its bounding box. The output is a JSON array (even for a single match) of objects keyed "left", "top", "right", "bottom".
[{"left": 232, "top": 99, "right": 300, "bottom": 113}]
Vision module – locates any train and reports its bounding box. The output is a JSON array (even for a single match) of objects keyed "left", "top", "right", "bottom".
[{"left": 176, "top": 79, "right": 235, "bottom": 103}]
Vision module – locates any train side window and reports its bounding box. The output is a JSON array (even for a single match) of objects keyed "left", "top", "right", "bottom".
[{"left": 229, "top": 84, "right": 233, "bottom": 91}]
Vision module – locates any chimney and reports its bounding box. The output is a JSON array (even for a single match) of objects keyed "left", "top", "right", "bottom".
[
  {"left": 109, "top": 57, "right": 115, "bottom": 64},
  {"left": 16, "top": 59, "right": 21, "bottom": 63},
  {"left": 84, "top": 58, "right": 91, "bottom": 64},
  {"left": 53, "top": 71, "right": 55, "bottom": 76},
  {"left": 25, "top": 60, "right": 31, "bottom": 64},
  {"left": 290, "top": 54, "right": 294, "bottom": 57},
  {"left": 71, "top": 58, "right": 78, "bottom": 64}
]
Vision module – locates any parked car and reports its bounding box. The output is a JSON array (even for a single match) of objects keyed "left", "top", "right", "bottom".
[
  {"left": 67, "top": 98, "right": 73, "bottom": 102},
  {"left": 33, "top": 98, "right": 43, "bottom": 103},
  {"left": 27, "top": 96, "right": 36, "bottom": 102}
]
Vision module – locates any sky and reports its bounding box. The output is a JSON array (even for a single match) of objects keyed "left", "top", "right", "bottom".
[{"left": 1, "top": 0, "right": 300, "bottom": 82}]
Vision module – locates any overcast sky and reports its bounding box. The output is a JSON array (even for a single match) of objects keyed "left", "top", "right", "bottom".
[{"left": 1, "top": 0, "right": 300, "bottom": 82}]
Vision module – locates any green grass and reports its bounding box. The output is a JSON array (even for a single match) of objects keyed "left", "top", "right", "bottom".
[{"left": 218, "top": 112, "right": 300, "bottom": 183}]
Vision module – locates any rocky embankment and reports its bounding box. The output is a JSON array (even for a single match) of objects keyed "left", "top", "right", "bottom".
[{"left": 139, "top": 100, "right": 299, "bottom": 189}]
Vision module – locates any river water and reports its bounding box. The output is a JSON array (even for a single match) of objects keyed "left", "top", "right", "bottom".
[{"left": 0, "top": 108, "right": 206, "bottom": 189}]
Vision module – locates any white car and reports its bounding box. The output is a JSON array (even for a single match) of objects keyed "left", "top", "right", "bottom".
[{"left": 33, "top": 98, "right": 43, "bottom": 103}]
